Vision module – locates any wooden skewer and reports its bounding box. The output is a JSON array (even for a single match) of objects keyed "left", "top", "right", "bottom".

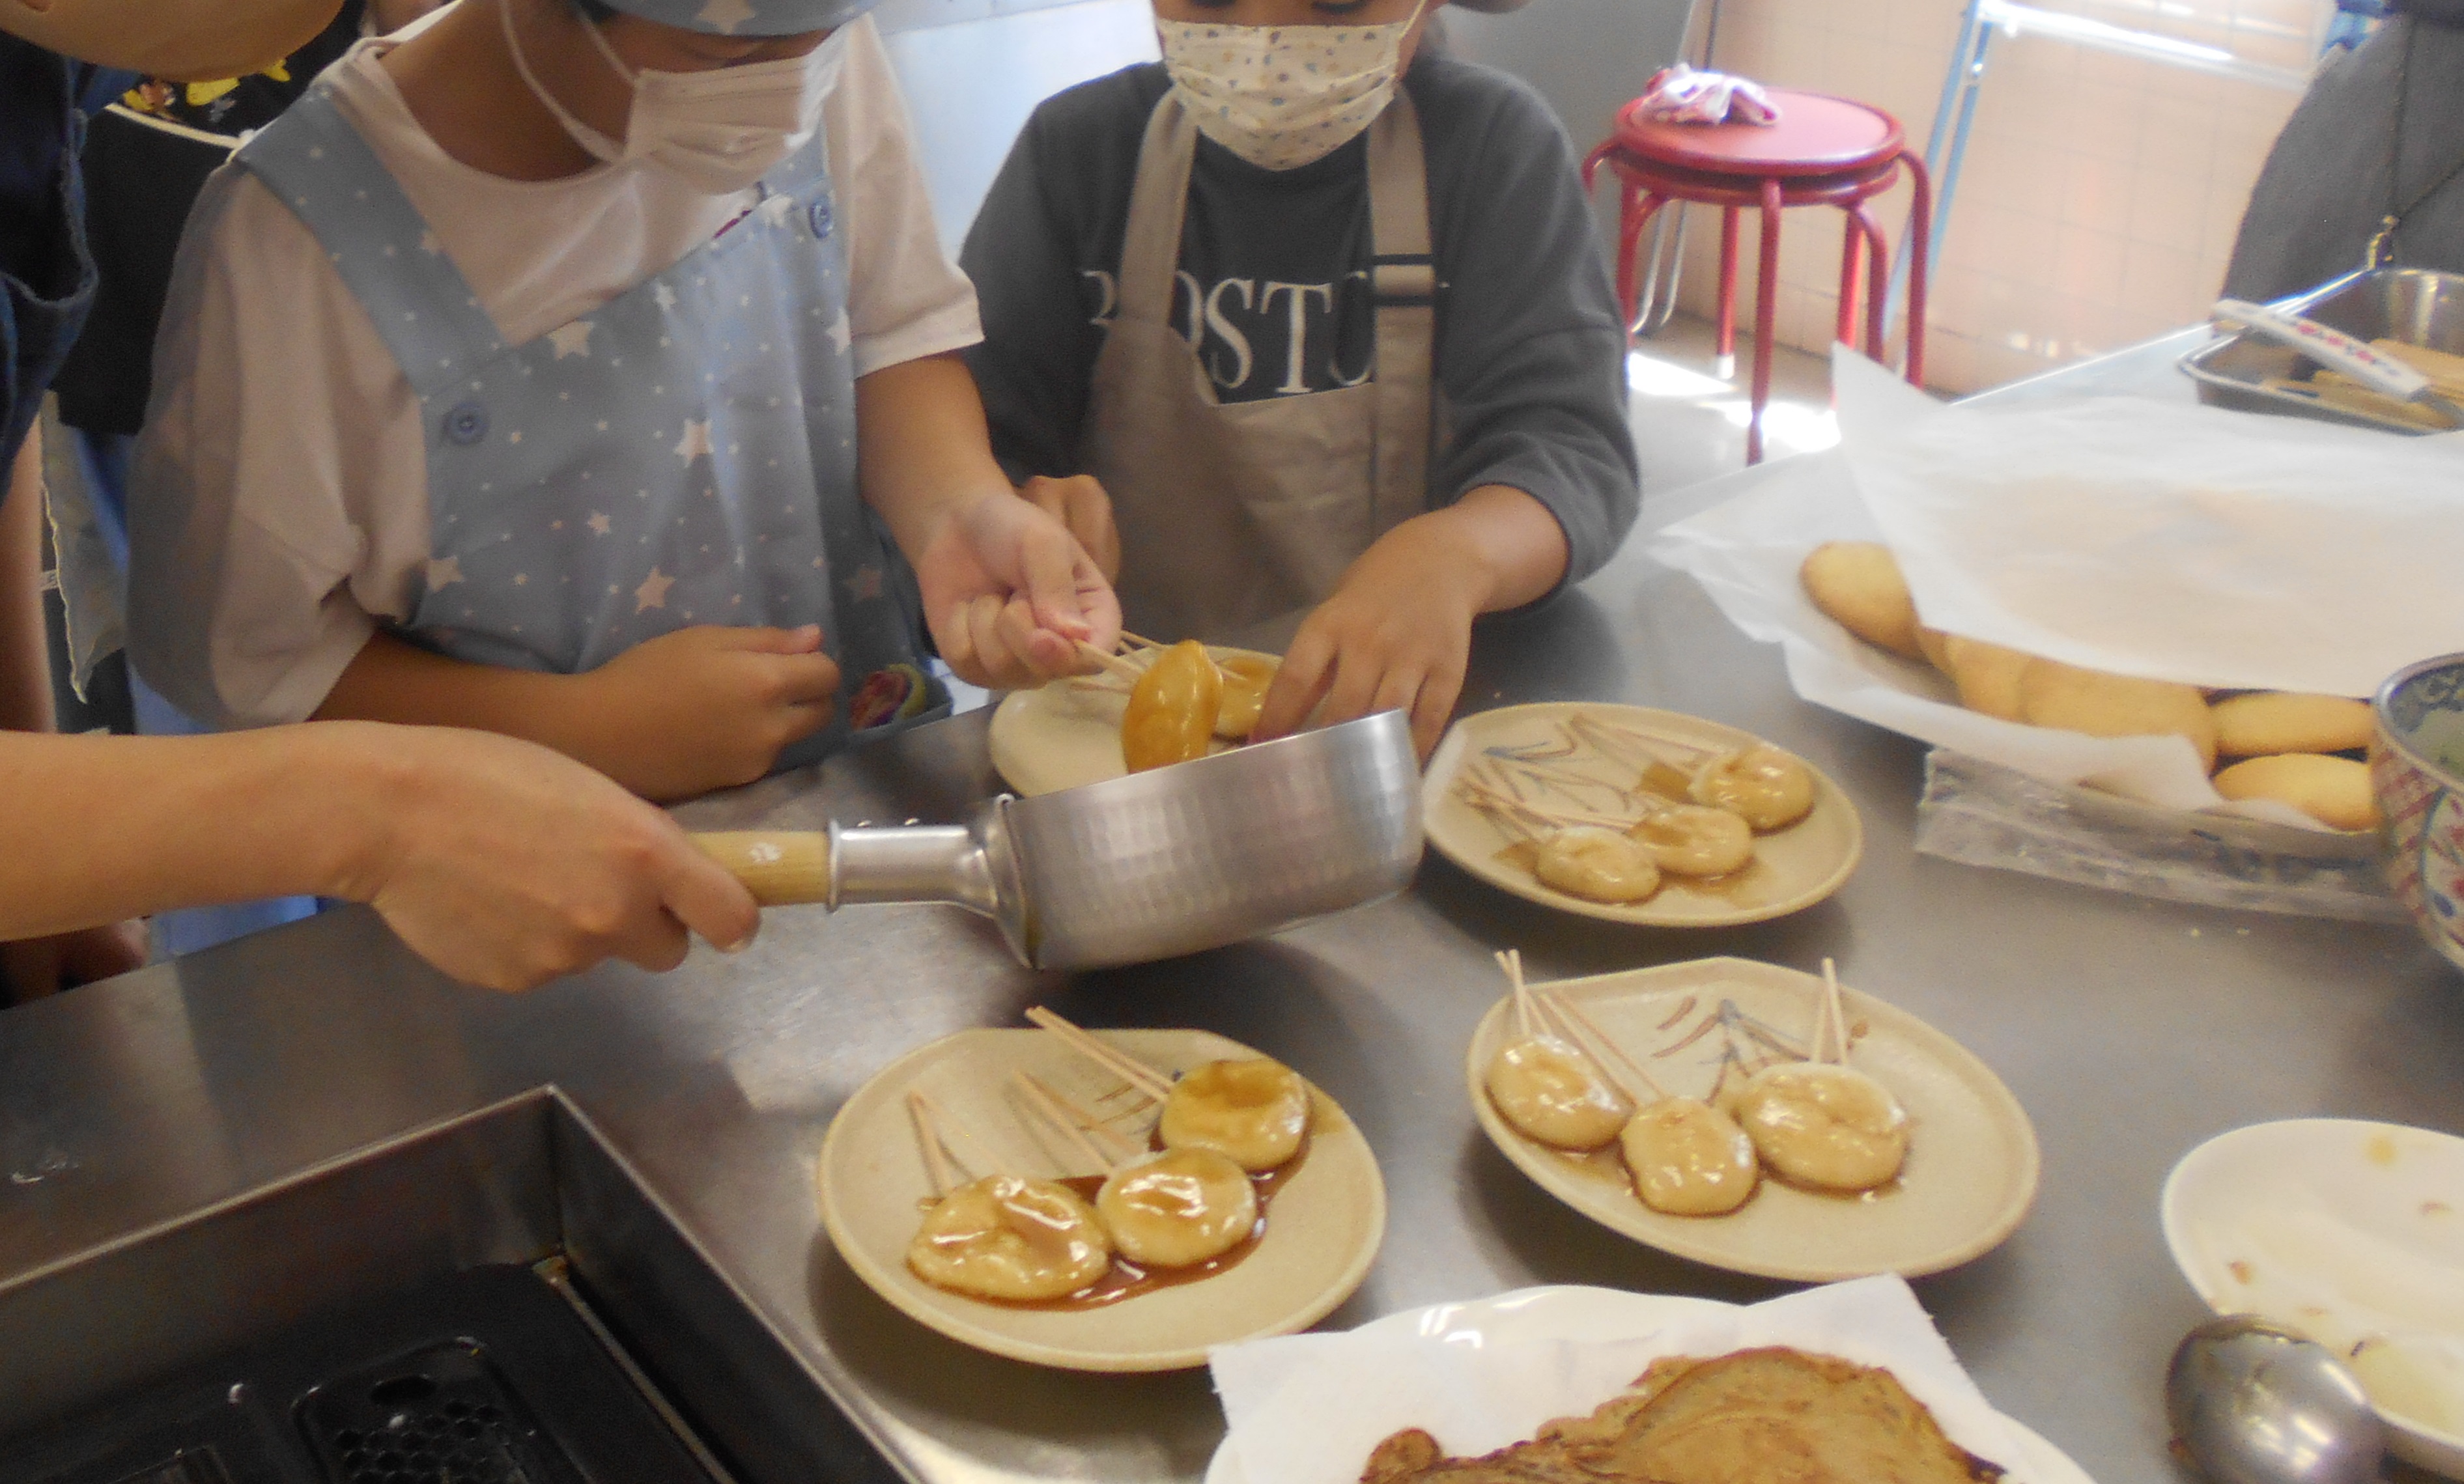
[
  {"left": 1538, "top": 987, "right": 1669, "bottom": 1102},
  {"left": 1075, "top": 639, "right": 1144, "bottom": 682},
  {"left": 1497, "top": 949, "right": 1533, "bottom": 1039},
  {"left": 1566, "top": 711, "right": 1714, "bottom": 766},
  {"left": 909, "top": 1090, "right": 957, "bottom": 1196},
  {"left": 1819, "top": 957, "right": 1848, "bottom": 1065},
  {"left": 1011, "top": 1071, "right": 1124, "bottom": 1173},
  {"left": 1024, "top": 1007, "right": 1174, "bottom": 1102},
  {"left": 912, "top": 1087, "right": 1006, "bottom": 1179},
  {"left": 1021, "top": 1071, "right": 1147, "bottom": 1163}
]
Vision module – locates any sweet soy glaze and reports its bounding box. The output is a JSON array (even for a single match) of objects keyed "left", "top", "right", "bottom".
[
  {"left": 1488, "top": 753, "right": 1800, "bottom": 906},
  {"left": 989, "top": 1132, "right": 1312, "bottom": 1311},
  {"left": 1550, "top": 1140, "right": 1905, "bottom": 1207},
  {"left": 1493, "top": 841, "right": 1780, "bottom": 906}
]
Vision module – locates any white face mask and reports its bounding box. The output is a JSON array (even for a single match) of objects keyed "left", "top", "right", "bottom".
[
  {"left": 1157, "top": 0, "right": 1427, "bottom": 172},
  {"left": 502, "top": 0, "right": 845, "bottom": 194}
]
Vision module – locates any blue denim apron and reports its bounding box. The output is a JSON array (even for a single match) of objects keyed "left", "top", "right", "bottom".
[{"left": 236, "top": 86, "right": 941, "bottom": 770}]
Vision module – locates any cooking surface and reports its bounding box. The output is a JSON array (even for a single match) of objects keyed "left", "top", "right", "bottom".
[
  {"left": 2, "top": 333, "right": 2459, "bottom": 1484},
  {"left": 0, "top": 1263, "right": 710, "bottom": 1484}
]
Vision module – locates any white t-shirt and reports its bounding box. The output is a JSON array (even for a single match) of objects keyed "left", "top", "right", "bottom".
[{"left": 128, "top": 13, "right": 981, "bottom": 729}]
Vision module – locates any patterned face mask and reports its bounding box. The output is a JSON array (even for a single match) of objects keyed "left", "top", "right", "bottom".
[{"left": 1157, "top": 0, "right": 1429, "bottom": 172}]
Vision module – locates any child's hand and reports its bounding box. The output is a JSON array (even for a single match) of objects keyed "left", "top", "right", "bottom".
[
  {"left": 1253, "top": 488, "right": 1570, "bottom": 761},
  {"left": 918, "top": 492, "right": 1123, "bottom": 690},
  {"left": 575, "top": 625, "right": 841, "bottom": 801},
  {"left": 1019, "top": 474, "right": 1121, "bottom": 584},
  {"left": 1253, "top": 520, "right": 1484, "bottom": 762}
]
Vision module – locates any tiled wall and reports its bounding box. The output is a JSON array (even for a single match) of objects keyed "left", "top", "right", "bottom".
[{"left": 1648, "top": 0, "right": 2332, "bottom": 391}]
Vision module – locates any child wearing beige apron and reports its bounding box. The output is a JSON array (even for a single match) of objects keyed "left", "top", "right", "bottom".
[{"left": 963, "top": 0, "right": 1638, "bottom": 753}]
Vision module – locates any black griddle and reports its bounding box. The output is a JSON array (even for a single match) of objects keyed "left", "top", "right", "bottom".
[{"left": 0, "top": 1263, "right": 715, "bottom": 1484}]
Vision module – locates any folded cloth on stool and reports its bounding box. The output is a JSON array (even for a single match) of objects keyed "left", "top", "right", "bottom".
[{"left": 1638, "top": 63, "right": 1780, "bottom": 125}]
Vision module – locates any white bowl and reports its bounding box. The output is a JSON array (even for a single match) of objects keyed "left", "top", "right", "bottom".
[{"left": 2161, "top": 1118, "right": 2464, "bottom": 1476}]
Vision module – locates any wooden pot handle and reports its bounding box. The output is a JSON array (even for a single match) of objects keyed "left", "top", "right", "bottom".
[{"left": 692, "top": 832, "right": 830, "bottom": 906}]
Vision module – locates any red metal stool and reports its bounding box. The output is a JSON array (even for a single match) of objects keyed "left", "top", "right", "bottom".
[{"left": 1583, "top": 90, "right": 1932, "bottom": 464}]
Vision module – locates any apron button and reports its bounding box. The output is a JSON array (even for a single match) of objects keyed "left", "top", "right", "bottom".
[
  {"left": 808, "top": 199, "right": 834, "bottom": 239},
  {"left": 444, "top": 401, "right": 489, "bottom": 445}
]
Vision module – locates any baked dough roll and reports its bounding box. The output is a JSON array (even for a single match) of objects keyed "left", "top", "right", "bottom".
[
  {"left": 2213, "top": 753, "right": 2380, "bottom": 831},
  {"left": 2211, "top": 692, "right": 2373, "bottom": 758},
  {"left": 1799, "top": 542, "right": 1924, "bottom": 660},
  {"left": 2017, "top": 660, "right": 2218, "bottom": 770},
  {"left": 1942, "top": 636, "right": 2033, "bottom": 721}
]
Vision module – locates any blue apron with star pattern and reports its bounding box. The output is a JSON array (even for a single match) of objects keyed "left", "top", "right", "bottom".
[{"left": 234, "top": 85, "right": 942, "bottom": 772}]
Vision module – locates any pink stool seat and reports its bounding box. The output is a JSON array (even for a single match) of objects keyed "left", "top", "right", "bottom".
[
  {"left": 1585, "top": 87, "right": 1932, "bottom": 465},
  {"left": 1614, "top": 92, "right": 1904, "bottom": 178}
]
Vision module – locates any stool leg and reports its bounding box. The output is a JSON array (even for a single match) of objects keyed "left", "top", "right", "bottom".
[
  {"left": 1901, "top": 149, "right": 1934, "bottom": 386},
  {"left": 1853, "top": 206, "right": 1890, "bottom": 358},
  {"left": 1749, "top": 178, "right": 1781, "bottom": 466},
  {"left": 1581, "top": 141, "right": 1611, "bottom": 193},
  {"left": 1835, "top": 214, "right": 1860, "bottom": 350},
  {"left": 1715, "top": 208, "right": 1742, "bottom": 380},
  {"left": 1616, "top": 189, "right": 1670, "bottom": 340}
]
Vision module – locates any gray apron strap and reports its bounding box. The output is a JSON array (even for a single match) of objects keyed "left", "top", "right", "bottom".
[
  {"left": 1366, "top": 93, "right": 1434, "bottom": 539},
  {"left": 1116, "top": 95, "right": 1200, "bottom": 328}
]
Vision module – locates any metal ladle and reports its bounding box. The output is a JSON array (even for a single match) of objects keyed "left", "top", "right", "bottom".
[{"left": 2167, "top": 1315, "right": 2386, "bottom": 1484}]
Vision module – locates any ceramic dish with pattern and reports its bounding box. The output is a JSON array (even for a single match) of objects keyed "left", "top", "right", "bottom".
[
  {"left": 817, "top": 1026, "right": 1385, "bottom": 1372},
  {"left": 2162, "top": 1118, "right": 2464, "bottom": 1477},
  {"left": 1465, "top": 957, "right": 2039, "bottom": 1281},
  {"left": 989, "top": 646, "right": 1284, "bottom": 796},
  {"left": 1424, "top": 703, "right": 1862, "bottom": 927},
  {"left": 1202, "top": 1287, "right": 2095, "bottom": 1484}
]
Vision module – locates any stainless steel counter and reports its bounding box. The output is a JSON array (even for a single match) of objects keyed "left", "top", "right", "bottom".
[{"left": 4, "top": 335, "right": 2459, "bottom": 1484}]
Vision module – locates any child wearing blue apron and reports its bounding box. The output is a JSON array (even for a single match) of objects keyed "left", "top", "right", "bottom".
[
  {"left": 128, "top": 0, "right": 1117, "bottom": 804},
  {"left": 1, "top": 0, "right": 774, "bottom": 1000}
]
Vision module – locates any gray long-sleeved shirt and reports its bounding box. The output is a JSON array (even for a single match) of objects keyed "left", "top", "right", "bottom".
[
  {"left": 2226, "top": 15, "right": 2464, "bottom": 301},
  {"left": 959, "top": 55, "right": 1640, "bottom": 587}
]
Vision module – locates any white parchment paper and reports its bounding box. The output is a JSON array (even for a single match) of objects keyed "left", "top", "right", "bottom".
[
  {"left": 1209, "top": 1276, "right": 2034, "bottom": 1484},
  {"left": 1829, "top": 352, "right": 2464, "bottom": 699},
  {"left": 1645, "top": 368, "right": 2370, "bottom": 826}
]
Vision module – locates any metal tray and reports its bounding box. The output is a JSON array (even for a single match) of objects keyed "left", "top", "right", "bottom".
[{"left": 2179, "top": 266, "right": 2464, "bottom": 433}]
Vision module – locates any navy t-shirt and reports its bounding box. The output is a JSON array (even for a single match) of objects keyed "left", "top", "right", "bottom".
[{"left": 0, "top": 36, "right": 129, "bottom": 470}]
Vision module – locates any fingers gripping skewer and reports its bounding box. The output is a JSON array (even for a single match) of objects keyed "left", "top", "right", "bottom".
[
  {"left": 1075, "top": 639, "right": 1145, "bottom": 683},
  {"left": 1024, "top": 1007, "right": 1175, "bottom": 1102}
]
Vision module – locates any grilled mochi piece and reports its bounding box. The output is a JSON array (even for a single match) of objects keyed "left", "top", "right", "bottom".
[{"left": 1357, "top": 1347, "right": 2004, "bottom": 1484}]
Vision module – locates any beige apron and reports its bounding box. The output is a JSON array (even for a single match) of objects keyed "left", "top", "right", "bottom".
[{"left": 1083, "top": 92, "right": 1436, "bottom": 641}]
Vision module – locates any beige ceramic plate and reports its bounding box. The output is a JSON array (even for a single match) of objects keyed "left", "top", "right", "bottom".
[
  {"left": 817, "top": 1027, "right": 1385, "bottom": 1372},
  {"left": 988, "top": 647, "right": 1281, "bottom": 796},
  {"left": 1464, "top": 957, "right": 2039, "bottom": 1281},
  {"left": 1424, "top": 703, "right": 1863, "bottom": 927}
]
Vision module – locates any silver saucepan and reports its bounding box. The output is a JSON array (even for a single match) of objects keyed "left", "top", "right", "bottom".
[{"left": 692, "top": 710, "right": 1423, "bottom": 971}]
